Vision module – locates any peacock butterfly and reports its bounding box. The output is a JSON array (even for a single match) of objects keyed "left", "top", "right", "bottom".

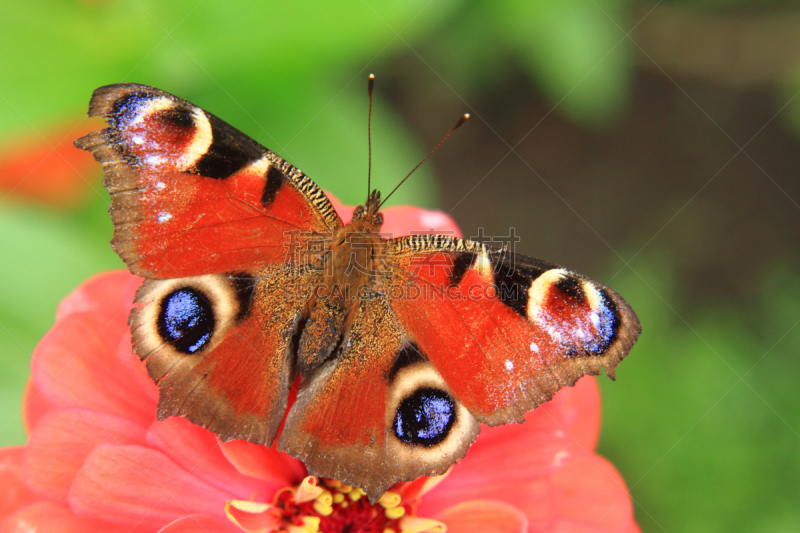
[{"left": 75, "top": 82, "right": 640, "bottom": 501}]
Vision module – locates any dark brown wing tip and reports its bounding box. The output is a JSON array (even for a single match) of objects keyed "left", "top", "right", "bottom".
[
  {"left": 73, "top": 129, "right": 106, "bottom": 151},
  {"left": 85, "top": 83, "right": 154, "bottom": 118}
]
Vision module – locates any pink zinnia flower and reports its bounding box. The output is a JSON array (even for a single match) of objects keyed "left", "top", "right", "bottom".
[{"left": 1, "top": 202, "right": 640, "bottom": 532}]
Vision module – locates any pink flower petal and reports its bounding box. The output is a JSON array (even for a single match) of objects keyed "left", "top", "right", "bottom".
[
  {"left": 381, "top": 205, "right": 463, "bottom": 238},
  {"left": 56, "top": 271, "right": 140, "bottom": 321},
  {"left": 435, "top": 500, "right": 528, "bottom": 533},
  {"left": 32, "top": 311, "right": 155, "bottom": 426},
  {"left": 21, "top": 378, "right": 55, "bottom": 434},
  {"left": 116, "top": 331, "right": 160, "bottom": 404},
  {"left": 0, "top": 501, "right": 132, "bottom": 533},
  {"left": 146, "top": 417, "right": 271, "bottom": 500},
  {"left": 69, "top": 444, "right": 232, "bottom": 528},
  {"left": 0, "top": 447, "right": 37, "bottom": 522},
  {"left": 23, "top": 408, "right": 146, "bottom": 502},
  {"left": 417, "top": 426, "right": 569, "bottom": 516},
  {"left": 325, "top": 192, "right": 462, "bottom": 237},
  {"left": 218, "top": 439, "right": 305, "bottom": 487},
  {"left": 419, "top": 472, "right": 551, "bottom": 524},
  {"left": 545, "top": 376, "right": 601, "bottom": 452},
  {"left": 542, "top": 453, "right": 635, "bottom": 533},
  {"left": 394, "top": 473, "right": 450, "bottom": 505},
  {"left": 159, "top": 514, "right": 241, "bottom": 533}
]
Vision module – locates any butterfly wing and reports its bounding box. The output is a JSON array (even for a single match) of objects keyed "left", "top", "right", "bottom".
[
  {"left": 279, "top": 290, "right": 480, "bottom": 501},
  {"left": 75, "top": 83, "right": 341, "bottom": 279},
  {"left": 132, "top": 266, "right": 317, "bottom": 446},
  {"left": 384, "top": 235, "right": 640, "bottom": 426},
  {"left": 75, "top": 84, "right": 336, "bottom": 445}
]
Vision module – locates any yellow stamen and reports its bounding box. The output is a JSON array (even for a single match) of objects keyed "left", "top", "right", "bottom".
[
  {"left": 349, "top": 488, "right": 364, "bottom": 501},
  {"left": 327, "top": 479, "right": 342, "bottom": 489},
  {"left": 340, "top": 500, "right": 349, "bottom": 508},
  {"left": 378, "top": 491, "right": 401, "bottom": 509},
  {"left": 312, "top": 500, "right": 333, "bottom": 516},
  {"left": 384, "top": 529, "right": 397, "bottom": 533},
  {"left": 333, "top": 492, "right": 345, "bottom": 504},
  {"left": 302, "top": 516, "right": 321, "bottom": 532},
  {"left": 316, "top": 490, "right": 333, "bottom": 507},
  {"left": 338, "top": 484, "right": 353, "bottom": 493},
  {"left": 385, "top": 506, "right": 405, "bottom": 520}
]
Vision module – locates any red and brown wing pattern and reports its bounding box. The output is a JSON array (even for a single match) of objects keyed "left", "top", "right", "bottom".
[
  {"left": 75, "top": 84, "right": 341, "bottom": 279},
  {"left": 75, "top": 85, "right": 335, "bottom": 446},
  {"left": 382, "top": 234, "right": 640, "bottom": 426},
  {"left": 131, "top": 265, "right": 318, "bottom": 447},
  {"left": 76, "top": 83, "right": 640, "bottom": 502},
  {"left": 279, "top": 290, "right": 480, "bottom": 501},
  {"left": 277, "top": 234, "right": 639, "bottom": 500}
]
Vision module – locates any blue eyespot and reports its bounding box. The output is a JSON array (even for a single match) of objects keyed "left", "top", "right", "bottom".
[
  {"left": 394, "top": 388, "right": 455, "bottom": 447},
  {"left": 157, "top": 288, "right": 215, "bottom": 354}
]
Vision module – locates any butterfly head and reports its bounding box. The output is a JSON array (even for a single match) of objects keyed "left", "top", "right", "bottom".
[{"left": 351, "top": 189, "right": 384, "bottom": 230}]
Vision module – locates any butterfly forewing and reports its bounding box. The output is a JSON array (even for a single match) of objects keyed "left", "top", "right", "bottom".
[{"left": 75, "top": 83, "right": 341, "bottom": 279}]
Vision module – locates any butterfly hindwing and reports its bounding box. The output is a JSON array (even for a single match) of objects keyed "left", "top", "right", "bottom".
[
  {"left": 75, "top": 84, "right": 341, "bottom": 279},
  {"left": 278, "top": 291, "right": 480, "bottom": 501},
  {"left": 131, "top": 265, "right": 318, "bottom": 446}
]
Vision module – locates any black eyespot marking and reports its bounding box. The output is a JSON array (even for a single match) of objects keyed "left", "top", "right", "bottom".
[
  {"left": 554, "top": 275, "right": 586, "bottom": 304},
  {"left": 261, "top": 165, "right": 285, "bottom": 207},
  {"left": 394, "top": 388, "right": 455, "bottom": 447},
  {"left": 193, "top": 114, "right": 264, "bottom": 179},
  {"left": 386, "top": 343, "right": 426, "bottom": 382},
  {"left": 157, "top": 288, "right": 215, "bottom": 354},
  {"left": 157, "top": 106, "right": 194, "bottom": 129}
]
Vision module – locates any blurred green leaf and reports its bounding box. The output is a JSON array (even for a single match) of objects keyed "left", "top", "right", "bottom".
[
  {"left": 495, "top": 0, "right": 632, "bottom": 126},
  {"left": 600, "top": 256, "right": 800, "bottom": 533}
]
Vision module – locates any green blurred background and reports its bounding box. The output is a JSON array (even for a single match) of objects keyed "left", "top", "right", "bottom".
[{"left": 1, "top": 1, "right": 799, "bottom": 531}]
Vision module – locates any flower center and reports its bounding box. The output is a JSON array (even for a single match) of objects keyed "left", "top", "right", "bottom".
[{"left": 226, "top": 476, "right": 445, "bottom": 533}]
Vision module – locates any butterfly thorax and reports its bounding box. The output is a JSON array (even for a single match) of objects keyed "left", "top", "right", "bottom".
[
  {"left": 298, "top": 192, "right": 386, "bottom": 373},
  {"left": 325, "top": 191, "right": 386, "bottom": 297}
]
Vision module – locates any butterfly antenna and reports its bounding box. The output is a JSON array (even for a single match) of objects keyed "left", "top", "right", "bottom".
[
  {"left": 379, "top": 113, "right": 470, "bottom": 208},
  {"left": 367, "top": 73, "right": 375, "bottom": 199}
]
